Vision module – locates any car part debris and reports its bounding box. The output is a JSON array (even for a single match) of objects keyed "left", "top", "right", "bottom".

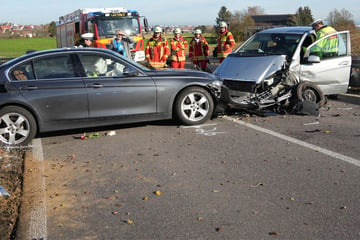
[{"left": 0, "top": 186, "right": 10, "bottom": 198}]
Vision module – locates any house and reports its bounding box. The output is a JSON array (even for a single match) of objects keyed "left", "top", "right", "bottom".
[{"left": 249, "top": 14, "right": 296, "bottom": 33}]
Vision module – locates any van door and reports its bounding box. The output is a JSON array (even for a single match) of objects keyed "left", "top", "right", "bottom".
[{"left": 299, "top": 31, "right": 351, "bottom": 95}]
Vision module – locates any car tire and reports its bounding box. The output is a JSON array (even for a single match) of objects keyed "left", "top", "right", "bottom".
[
  {"left": 174, "top": 86, "right": 214, "bottom": 125},
  {"left": 296, "top": 81, "right": 326, "bottom": 107},
  {"left": 0, "top": 106, "right": 37, "bottom": 146}
]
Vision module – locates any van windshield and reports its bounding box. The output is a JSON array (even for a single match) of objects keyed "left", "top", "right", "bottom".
[{"left": 236, "top": 33, "right": 303, "bottom": 57}]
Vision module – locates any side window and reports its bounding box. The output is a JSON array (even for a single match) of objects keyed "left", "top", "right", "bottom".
[
  {"left": 78, "top": 54, "right": 127, "bottom": 78},
  {"left": 33, "top": 54, "right": 75, "bottom": 79},
  {"left": 308, "top": 32, "right": 347, "bottom": 60},
  {"left": 10, "top": 62, "right": 35, "bottom": 81}
]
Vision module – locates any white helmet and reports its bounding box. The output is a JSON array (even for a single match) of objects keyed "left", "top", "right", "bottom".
[
  {"left": 174, "top": 28, "right": 182, "bottom": 34},
  {"left": 194, "top": 29, "right": 202, "bottom": 35},
  {"left": 154, "top": 25, "right": 162, "bottom": 33},
  {"left": 219, "top": 21, "right": 227, "bottom": 28}
]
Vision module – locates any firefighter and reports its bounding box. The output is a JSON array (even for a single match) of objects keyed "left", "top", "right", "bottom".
[
  {"left": 109, "top": 30, "right": 135, "bottom": 59},
  {"left": 216, "top": 21, "right": 235, "bottom": 63},
  {"left": 77, "top": 33, "right": 94, "bottom": 47},
  {"left": 170, "top": 28, "right": 188, "bottom": 69},
  {"left": 188, "top": 29, "right": 209, "bottom": 71},
  {"left": 145, "top": 26, "right": 170, "bottom": 69},
  {"left": 310, "top": 19, "right": 338, "bottom": 58}
]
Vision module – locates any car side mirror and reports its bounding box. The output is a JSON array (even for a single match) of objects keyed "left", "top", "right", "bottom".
[
  {"left": 123, "top": 67, "right": 139, "bottom": 77},
  {"left": 307, "top": 55, "right": 321, "bottom": 63}
]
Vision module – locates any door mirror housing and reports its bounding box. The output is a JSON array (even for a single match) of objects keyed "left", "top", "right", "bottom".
[{"left": 307, "top": 55, "right": 321, "bottom": 63}]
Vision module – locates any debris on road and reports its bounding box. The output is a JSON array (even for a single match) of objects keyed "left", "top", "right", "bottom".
[{"left": 0, "top": 186, "right": 10, "bottom": 198}]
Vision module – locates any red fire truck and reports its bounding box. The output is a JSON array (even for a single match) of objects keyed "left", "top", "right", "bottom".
[{"left": 56, "top": 7, "right": 148, "bottom": 61}]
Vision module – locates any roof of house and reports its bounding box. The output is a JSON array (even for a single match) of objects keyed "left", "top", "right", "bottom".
[{"left": 251, "top": 14, "right": 296, "bottom": 24}]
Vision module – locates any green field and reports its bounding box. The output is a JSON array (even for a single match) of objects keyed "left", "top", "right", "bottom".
[{"left": 0, "top": 38, "right": 56, "bottom": 58}]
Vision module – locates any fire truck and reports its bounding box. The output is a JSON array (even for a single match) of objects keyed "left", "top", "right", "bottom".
[{"left": 56, "top": 7, "right": 148, "bottom": 61}]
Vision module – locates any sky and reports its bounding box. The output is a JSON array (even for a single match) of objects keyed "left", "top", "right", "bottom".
[{"left": 1, "top": 0, "right": 359, "bottom": 26}]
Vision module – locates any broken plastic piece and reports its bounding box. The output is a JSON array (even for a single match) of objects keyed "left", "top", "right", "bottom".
[{"left": 0, "top": 186, "right": 10, "bottom": 198}]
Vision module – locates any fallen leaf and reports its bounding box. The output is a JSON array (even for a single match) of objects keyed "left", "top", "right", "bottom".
[
  {"left": 269, "top": 231, "right": 279, "bottom": 235},
  {"left": 126, "top": 219, "right": 134, "bottom": 224},
  {"left": 143, "top": 196, "right": 149, "bottom": 201},
  {"left": 154, "top": 190, "right": 162, "bottom": 196}
]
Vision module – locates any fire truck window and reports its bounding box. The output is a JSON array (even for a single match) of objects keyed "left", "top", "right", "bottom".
[
  {"left": 75, "top": 22, "right": 80, "bottom": 34},
  {"left": 33, "top": 55, "right": 75, "bottom": 79}
]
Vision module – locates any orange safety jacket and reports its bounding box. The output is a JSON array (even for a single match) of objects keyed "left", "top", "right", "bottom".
[
  {"left": 189, "top": 36, "right": 209, "bottom": 61},
  {"left": 145, "top": 35, "right": 170, "bottom": 69},
  {"left": 217, "top": 30, "right": 235, "bottom": 58},
  {"left": 170, "top": 36, "right": 188, "bottom": 62}
]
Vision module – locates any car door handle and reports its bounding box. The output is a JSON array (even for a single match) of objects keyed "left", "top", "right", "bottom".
[
  {"left": 339, "top": 61, "right": 350, "bottom": 66},
  {"left": 89, "top": 83, "right": 104, "bottom": 88},
  {"left": 21, "top": 86, "right": 39, "bottom": 90}
]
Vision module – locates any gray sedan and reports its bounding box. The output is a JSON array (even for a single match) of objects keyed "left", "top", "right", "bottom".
[{"left": 0, "top": 48, "right": 222, "bottom": 146}]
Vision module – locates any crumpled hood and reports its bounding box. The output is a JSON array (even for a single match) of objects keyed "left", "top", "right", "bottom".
[{"left": 214, "top": 55, "right": 287, "bottom": 84}]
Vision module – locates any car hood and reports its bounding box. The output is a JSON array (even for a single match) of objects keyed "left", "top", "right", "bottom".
[{"left": 214, "top": 55, "right": 287, "bottom": 84}]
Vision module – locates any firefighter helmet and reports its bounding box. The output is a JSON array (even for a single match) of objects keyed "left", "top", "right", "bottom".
[
  {"left": 194, "top": 29, "right": 202, "bottom": 35},
  {"left": 173, "top": 28, "right": 182, "bottom": 34},
  {"left": 154, "top": 25, "right": 162, "bottom": 33},
  {"left": 219, "top": 21, "right": 228, "bottom": 28}
]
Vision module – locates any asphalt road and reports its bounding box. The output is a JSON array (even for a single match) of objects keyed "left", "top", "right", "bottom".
[{"left": 18, "top": 95, "right": 360, "bottom": 240}]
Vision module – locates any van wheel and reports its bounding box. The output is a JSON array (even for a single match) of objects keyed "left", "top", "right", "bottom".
[
  {"left": 296, "top": 81, "right": 326, "bottom": 106},
  {"left": 0, "top": 106, "right": 37, "bottom": 146}
]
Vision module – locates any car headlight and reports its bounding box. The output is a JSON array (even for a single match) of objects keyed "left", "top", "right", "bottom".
[{"left": 208, "top": 80, "right": 222, "bottom": 90}]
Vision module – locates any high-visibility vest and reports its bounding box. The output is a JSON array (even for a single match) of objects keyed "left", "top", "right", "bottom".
[
  {"left": 217, "top": 30, "right": 235, "bottom": 58},
  {"left": 145, "top": 36, "right": 170, "bottom": 69},
  {"left": 316, "top": 26, "right": 338, "bottom": 54},
  {"left": 189, "top": 36, "right": 209, "bottom": 61},
  {"left": 170, "top": 37, "right": 188, "bottom": 62}
]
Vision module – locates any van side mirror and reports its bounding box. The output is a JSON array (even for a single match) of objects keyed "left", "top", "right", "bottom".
[
  {"left": 307, "top": 55, "right": 321, "bottom": 63},
  {"left": 143, "top": 18, "right": 149, "bottom": 33}
]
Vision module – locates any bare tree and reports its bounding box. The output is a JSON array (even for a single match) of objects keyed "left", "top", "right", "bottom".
[{"left": 327, "top": 8, "right": 356, "bottom": 32}]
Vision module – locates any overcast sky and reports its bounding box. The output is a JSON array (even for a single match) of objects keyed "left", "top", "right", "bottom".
[{"left": 2, "top": 0, "right": 359, "bottom": 26}]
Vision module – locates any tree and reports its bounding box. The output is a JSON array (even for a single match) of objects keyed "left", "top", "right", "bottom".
[
  {"left": 295, "top": 6, "right": 313, "bottom": 25},
  {"left": 227, "top": 6, "right": 263, "bottom": 41},
  {"left": 327, "top": 8, "right": 356, "bottom": 32},
  {"left": 48, "top": 21, "right": 56, "bottom": 37},
  {"left": 216, "top": 6, "right": 232, "bottom": 26}
]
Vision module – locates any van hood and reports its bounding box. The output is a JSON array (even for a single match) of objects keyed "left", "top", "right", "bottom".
[{"left": 214, "top": 55, "right": 287, "bottom": 84}]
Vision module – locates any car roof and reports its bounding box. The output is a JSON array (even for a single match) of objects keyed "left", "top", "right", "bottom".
[
  {"left": 3, "top": 47, "right": 117, "bottom": 66},
  {"left": 259, "top": 26, "right": 313, "bottom": 34}
]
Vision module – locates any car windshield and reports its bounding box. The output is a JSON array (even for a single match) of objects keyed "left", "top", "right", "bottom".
[{"left": 235, "top": 33, "right": 303, "bottom": 57}]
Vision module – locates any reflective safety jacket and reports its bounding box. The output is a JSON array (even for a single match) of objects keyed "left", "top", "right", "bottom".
[
  {"left": 315, "top": 26, "right": 338, "bottom": 56},
  {"left": 217, "top": 30, "right": 235, "bottom": 59},
  {"left": 145, "top": 35, "right": 170, "bottom": 69},
  {"left": 170, "top": 36, "right": 188, "bottom": 62},
  {"left": 189, "top": 36, "right": 209, "bottom": 61}
]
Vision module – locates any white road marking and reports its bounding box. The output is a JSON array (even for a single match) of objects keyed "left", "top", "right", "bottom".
[
  {"left": 28, "top": 138, "right": 48, "bottom": 240},
  {"left": 223, "top": 115, "right": 360, "bottom": 167}
]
